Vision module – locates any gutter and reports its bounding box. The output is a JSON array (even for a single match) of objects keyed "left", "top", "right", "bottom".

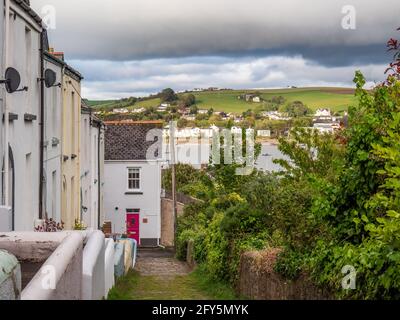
[
  {"left": 39, "top": 31, "right": 45, "bottom": 220},
  {"left": 97, "top": 121, "right": 102, "bottom": 230}
]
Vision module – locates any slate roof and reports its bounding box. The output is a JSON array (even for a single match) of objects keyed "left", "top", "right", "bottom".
[
  {"left": 104, "top": 121, "right": 163, "bottom": 161},
  {"left": 14, "top": 0, "right": 43, "bottom": 27}
]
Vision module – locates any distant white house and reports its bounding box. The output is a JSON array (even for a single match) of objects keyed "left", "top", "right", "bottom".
[
  {"left": 132, "top": 107, "right": 146, "bottom": 114},
  {"left": 104, "top": 121, "right": 163, "bottom": 247},
  {"left": 157, "top": 106, "right": 168, "bottom": 112},
  {"left": 113, "top": 108, "right": 129, "bottom": 114},
  {"left": 198, "top": 109, "right": 208, "bottom": 115},
  {"left": 261, "top": 111, "right": 291, "bottom": 121},
  {"left": 313, "top": 123, "right": 335, "bottom": 134},
  {"left": 315, "top": 108, "right": 331, "bottom": 117},
  {"left": 257, "top": 130, "right": 272, "bottom": 137},
  {"left": 238, "top": 94, "right": 261, "bottom": 102}
]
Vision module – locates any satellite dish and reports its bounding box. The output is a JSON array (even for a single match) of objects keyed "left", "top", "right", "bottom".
[
  {"left": 4, "top": 67, "right": 21, "bottom": 93},
  {"left": 44, "top": 69, "right": 57, "bottom": 88}
]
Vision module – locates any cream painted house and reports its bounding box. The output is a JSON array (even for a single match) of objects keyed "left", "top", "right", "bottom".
[{"left": 61, "top": 65, "right": 83, "bottom": 230}]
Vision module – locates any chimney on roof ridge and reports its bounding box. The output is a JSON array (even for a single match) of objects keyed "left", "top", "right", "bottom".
[{"left": 49, "top": 47, "right": 65, "bottom": 61}]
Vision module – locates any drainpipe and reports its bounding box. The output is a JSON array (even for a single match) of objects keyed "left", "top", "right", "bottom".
[
  {"left": 97, "top": 121, "right": 101, "bottom": 230},
  {"left": 3, "top": 0, "right": 10, "bottom": 208},
  {"left": 39, "top": 31, "right": 45, "bottom": 220}
]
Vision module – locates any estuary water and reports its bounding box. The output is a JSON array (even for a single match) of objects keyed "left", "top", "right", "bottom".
[{"left": 162, "top": 142, "right": 288, "bottom": 172}]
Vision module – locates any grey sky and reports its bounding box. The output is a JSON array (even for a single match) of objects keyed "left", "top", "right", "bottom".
[{"left": 31, "top": 0, "right": 400, "bottom": 99}]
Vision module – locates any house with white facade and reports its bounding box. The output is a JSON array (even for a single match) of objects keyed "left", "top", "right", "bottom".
[
  {"left": 81, "top": 103, "right": 106, "bottom": 230},
  {"left": 0, "top": 0, "right": 44, "bottom": 231},
  {"left": 132, "top": 107, "right": 145, "bottom": 114},
  {"left": 104, "top": 121, "right": 163, "bottom": 247},
  {"left": 113, "top": 108, "right": 129, "bottom": 114},
  {"left": 157, "top": 105, "right": 168, "bottom": 112},
  {"left": 42, "top": 51, "right": 63, "bottom": 224},
  {"left": 0, "top": 0, "right": 6, "bottom": 229},
  {"left": 315, "top": 108, "right": 331, "bottom": 118}
]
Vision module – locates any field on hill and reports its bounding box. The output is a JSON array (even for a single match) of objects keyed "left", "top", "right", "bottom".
[
  {"left": 88, "top": 87, "right": 357, "bottom": 114},
  {"left": 193, "top": 88, "right": 357, "bottom": 113}
]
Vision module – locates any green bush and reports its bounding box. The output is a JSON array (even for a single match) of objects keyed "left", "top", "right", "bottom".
[{"left": 174, "top": 70, "right": 400, "bottom": 298}]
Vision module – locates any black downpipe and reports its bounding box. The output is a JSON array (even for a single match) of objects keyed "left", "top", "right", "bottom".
[
  {"left": 8, "top": 146, "right": 15, "bottom": 231},
  {"left": 39, "top": 31, "right": 45, "bottom": 220}
]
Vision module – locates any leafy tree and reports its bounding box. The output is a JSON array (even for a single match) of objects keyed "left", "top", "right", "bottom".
[
  {"left": 185, "top": 94, "right": 196, "bottom": 107},
  {"left": 160, "top": 88, "right": 178, "bottom": 102},
  {"left": 190, "top": 105, "right": 199, "bottom": 115},
  {"left": 282, "top": 101, "right": 312, "bottom": 117}
]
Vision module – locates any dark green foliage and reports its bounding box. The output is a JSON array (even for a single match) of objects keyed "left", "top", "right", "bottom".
[
  {"left": 281, "top": 100, "right": 312, "bottom": 117},
  {"left": 274, "top": 249, "right": 304, "bottom": 280},
  {"left": 174, "top": 65, "right": 400, "bottom": 299},
  {"left": 160, "top": 88, "right": 178, "bottom": 102}
]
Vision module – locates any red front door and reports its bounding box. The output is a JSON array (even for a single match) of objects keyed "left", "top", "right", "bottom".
[{"left": 126, "top": 213, "right": 140, "bottom": 244}]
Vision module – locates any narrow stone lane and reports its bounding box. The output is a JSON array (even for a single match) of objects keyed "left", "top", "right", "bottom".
[
  {"left": 108, "top": 248, "right": 211, "bottom": 300},
  {"left": 135, "top": 248, "right": 191, "bottom": 276}
]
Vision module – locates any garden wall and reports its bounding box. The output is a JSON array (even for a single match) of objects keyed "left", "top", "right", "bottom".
[
  {"left": 160, "top": 198, "right": 185, "bottom": 247},
  {"left": 238, "top": 249, "right": 331, "bottom": 300}
]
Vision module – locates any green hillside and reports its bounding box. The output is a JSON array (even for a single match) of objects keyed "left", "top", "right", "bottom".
[
  {"left": 192, "top": 88, "right": 356, "bottom": 113},
  {"left": 87, "top": 87, "right": 357, "bottom": 114}
]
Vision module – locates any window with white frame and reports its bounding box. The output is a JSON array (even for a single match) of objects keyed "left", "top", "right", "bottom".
[{"left": 127, "top": 168, "right": 141, "bottom": 191}]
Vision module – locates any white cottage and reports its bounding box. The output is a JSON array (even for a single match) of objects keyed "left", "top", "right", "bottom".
[
  {"left": 42, "top": 51, "right": 63, "bottom": 223},
  {"left": 80, "top": 103, "right": 106, "bottom": 230},
  {"left": 0, "top": 0, "right": 44, "bottom": 231},
  {"left": 104, "top": 121, "right": 163, "bottom": 247}
]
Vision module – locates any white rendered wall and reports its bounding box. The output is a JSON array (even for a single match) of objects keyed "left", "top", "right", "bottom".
[
  {"left": 5, "top": 3, "right": 42, "bottom": 231},
  {"left": 104, "top": 238, "right": 115, "bottom": 298},
  {"left": 104, "top": 161, "right": 162, "bottom": 240},
  {"left": 82, "top": 230, "right": 105, "bottom": 300},
  {"left": 43, "top": 58, "right": 63, "bottom": 223},
  {"left": 80, "top": 112, "right": 92, "bottom": 227}
]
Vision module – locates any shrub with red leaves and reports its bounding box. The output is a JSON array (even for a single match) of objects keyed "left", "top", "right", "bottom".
[
  {"left": 35, "top": 219, "right": 64, "bottom": 232},
  {"left": 385, "top": 27, "right": 400, "bottom": 79}
]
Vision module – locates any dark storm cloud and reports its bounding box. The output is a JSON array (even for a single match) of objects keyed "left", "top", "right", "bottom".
[
  {"left": 30, "top": 0, "right": 398, "bottom": 99},
  {"left": 32, "top": 0, "right": 399, "bottom": 65}
]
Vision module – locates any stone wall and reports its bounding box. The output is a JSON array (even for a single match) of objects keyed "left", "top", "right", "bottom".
[
  {"left": 238, "top": 249, "right": 331, "bottom": 300},
  {"left": 160, "top": 199, "right": 185, "bottom": 247}
]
